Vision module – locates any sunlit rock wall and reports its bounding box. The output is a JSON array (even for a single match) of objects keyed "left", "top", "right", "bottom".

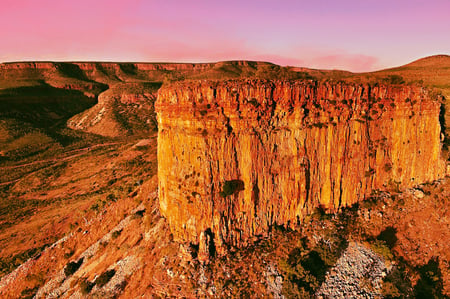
[{"left": 156, "top": 80, "right": 446, "bottom": 250}]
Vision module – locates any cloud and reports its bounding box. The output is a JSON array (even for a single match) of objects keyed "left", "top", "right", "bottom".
[{"left": 309, "top": 53, "right": 379, "bottom": 72}]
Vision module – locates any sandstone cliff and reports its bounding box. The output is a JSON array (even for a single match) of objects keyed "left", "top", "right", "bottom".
[{"left": 156, "top": 80, "right": 447, "bottom": 253}]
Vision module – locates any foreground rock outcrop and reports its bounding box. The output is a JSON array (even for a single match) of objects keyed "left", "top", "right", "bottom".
[
  {"left": 156, "top": 80, "right": 447, "bottom": 252},
  {"left": 67, "top": 83, "right": 159, "bottom": 137}
]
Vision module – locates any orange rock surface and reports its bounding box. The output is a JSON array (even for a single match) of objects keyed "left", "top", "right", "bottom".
[{"left": 156, "top": 80, "right": 447, "bottom": 251}]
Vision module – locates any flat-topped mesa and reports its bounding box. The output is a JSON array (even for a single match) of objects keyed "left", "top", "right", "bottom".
[{"left": 156, "top": 79, "right": 446, "bottom": 253}]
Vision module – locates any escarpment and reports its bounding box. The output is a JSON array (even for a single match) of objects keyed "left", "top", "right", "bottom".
[{"left": 156, "top": 80, "right": 447, "bottom": 252}]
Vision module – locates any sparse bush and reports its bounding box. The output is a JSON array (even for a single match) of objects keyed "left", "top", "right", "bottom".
[
  {"left": 314, "top": 238, "right": 347, "bottom": 268},
  {"left": 0, "top": 245, "right": 48, "bottom": 277},
  {"left": 387, "top": 179, "right": 401, "bottom": 193},
  {"left": 106, "top": 193, "right": 116, "bottom": 202},
  {"left": 90, "top": 203, "right": 99, "bottom": 212},
  {"left": 382, "top": 280, "right": 403, "bottom": 298},
  {"left": 414, "top": 258, "right": 444, "bottom": 299},
  {"left": 365, "top": 168, "right": 375, "bottom": 177},
  {"left": 107, "top": 178, "right": 117, "bottom": 186},
  {"left": 383, "top": 75, "right": 405, "bottom": 85},
  {"left": 248, "top": 98, "right": 259, "bottom": 107},
  {"left": 111, "top": 229, "right": 122, "bottom": 240},
  {"left": 377, "top": 227, "right": 398, "bottom": 249},
  {"left": 311, "top": 205, "right": 332, "bottom": 221},
  {"left": 64, "top": 249, "right": 75, "bottom": 259},
  {"left": 313, "top": 122, "right": 325, "bottom": 129},
  {"left": 132, "top": 209, "right": 145, "bottom": 219},
  {"left": 368, "top": 240, "right": 393, "bottom": 261},
  {"left": 20, "top": 286, "right": 39, "bottom": 299},
  {"left": 80, "top": 279, "right": 94, "bottom": 295},
  {"left": 278, "top": 234, "right": 347, "bottom": 298},
  {"left": 301, "top": 250, "right": 327, "bottom": 280},
  {"left": 64, "top": 258, "right": 84, "bottom": 276},
  {"left": 382, "top": 262, "right": 413, "bottom": 297},
  {"left": 219, "top": 180, "right": 244, "bottom": 197},
  {"left": 95, "top": 269, "right": 116, "bottom": 287},
  {"left": 383, "top": 163, "right": 393, "bottom": 172}
]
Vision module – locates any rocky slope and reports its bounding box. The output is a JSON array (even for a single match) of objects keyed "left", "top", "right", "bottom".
[
  {"left": 67, "top": 83, "right": 160, "bottom": 137},
  {"left": 0, "top": 61, "right": 315, "bottom": 138},
  {"left": 156, "top": 80, "right": 447, "bottom": 253}
]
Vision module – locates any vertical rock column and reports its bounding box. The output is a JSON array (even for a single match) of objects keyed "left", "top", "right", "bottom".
[{"left": 156, "top": 80, "right": 446, "bottom": 251}]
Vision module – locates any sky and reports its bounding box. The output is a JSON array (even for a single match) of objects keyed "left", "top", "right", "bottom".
[{"left": 0, "top": 0, "right": 449, "bottom": 72}]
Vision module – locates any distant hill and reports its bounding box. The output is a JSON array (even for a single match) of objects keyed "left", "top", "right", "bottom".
[
  {"left": 405, "top": 54, "right": 450, "bottom": 68},
  {"left": 353, "top": 55, "right": 450, "bottom": 98}
]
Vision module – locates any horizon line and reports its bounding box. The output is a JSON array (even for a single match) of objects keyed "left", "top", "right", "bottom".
[{"left": 1, "top": 53, "right": 449, "bottom": 74}]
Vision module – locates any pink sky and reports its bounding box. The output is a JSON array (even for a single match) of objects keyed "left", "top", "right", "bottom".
[{"left": 0, "top": 0, "right": 449, "bottom": 72}]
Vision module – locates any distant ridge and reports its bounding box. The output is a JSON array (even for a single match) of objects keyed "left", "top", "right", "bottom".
[{"left": 404, "top": 54, "right": 450, "bottom": 67}]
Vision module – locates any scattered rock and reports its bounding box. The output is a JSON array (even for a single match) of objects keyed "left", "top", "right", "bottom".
[
  {"left": 264, "top": 263, "right": 284, "bottom": 299},
  {"left": 413, "top": 188, "right": 425, "bottom": 199},
  {"left": 316, "top": 242, "right": 389, "bottom": 299}
]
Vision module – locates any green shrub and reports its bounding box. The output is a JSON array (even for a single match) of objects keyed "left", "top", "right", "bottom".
[{"left": 368, "top": 240, "right": 393, "bottom": 261}]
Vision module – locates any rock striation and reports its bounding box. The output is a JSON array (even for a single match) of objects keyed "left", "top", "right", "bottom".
[{"left": 156, "top": 80, "right": 447, "bottom": 253}]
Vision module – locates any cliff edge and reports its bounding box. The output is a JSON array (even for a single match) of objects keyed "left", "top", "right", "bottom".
[{"left": 156, "top": 80, "right": 447, "bottom": 255}]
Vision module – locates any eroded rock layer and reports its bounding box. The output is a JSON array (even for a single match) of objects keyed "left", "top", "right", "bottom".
[{"left": 156, "top": 80, "right": 446, "bottom": 249}]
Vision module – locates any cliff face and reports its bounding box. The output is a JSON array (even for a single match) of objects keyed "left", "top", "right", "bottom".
[{"left": 156, "top": 80, "right": 447, "bottom": 252}]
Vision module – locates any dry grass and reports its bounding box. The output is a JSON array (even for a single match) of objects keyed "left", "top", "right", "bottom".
[{"left": 0, "top": 136, "right": 157, "bottom": 280}]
